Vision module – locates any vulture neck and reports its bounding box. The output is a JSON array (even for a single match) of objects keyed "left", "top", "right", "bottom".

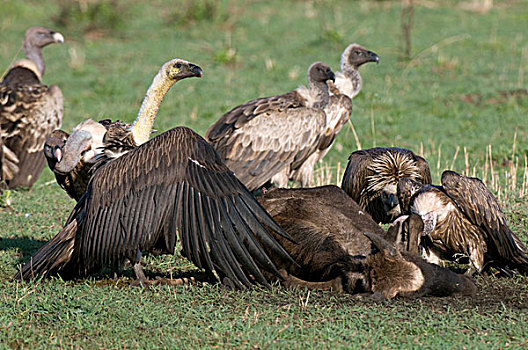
[
  {"left": 23, "top": 43, "right": 45, "bottom": 78},
  {"left": 131, "top": 71, "right": 175, "bottom": 145},
  {"left": 308, "top": 80, "right": 330, "bottom": 109},
  {"left": 342, "top": 67, "right": 362, "bottom": 98}
]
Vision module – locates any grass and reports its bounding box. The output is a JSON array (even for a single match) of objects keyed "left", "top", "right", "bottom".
[{"left": 1, "top": 0, "right": 528, "bottom": 348}]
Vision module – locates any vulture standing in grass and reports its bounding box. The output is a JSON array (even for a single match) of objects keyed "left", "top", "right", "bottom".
[
  {"left": 206, "top": 62, "right": 335, "bottom": 191},
  {"left": 397, "top": 171, "right": 528, "bottom": 275},
  {"left": 44, "top": 59, "right": 198, "bottom": 201},
  {"left": 16, "top": 58, "right": 296, "bottom": 289},
  {"left": 257, "top": 186, "right": 476, "bottom": 299},
  {"left": 341, "top": 147, "right": 432, "bottom": 224},
  {"left": 289, "top": 44, "right": 379, "bottom": 184},
  {"left": 1, "top": 27, "right": 64, "bottom": 189}
]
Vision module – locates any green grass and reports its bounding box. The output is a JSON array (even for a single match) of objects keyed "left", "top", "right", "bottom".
[{"left": 1, "top": 0, "right": 528, "bottom": 348}]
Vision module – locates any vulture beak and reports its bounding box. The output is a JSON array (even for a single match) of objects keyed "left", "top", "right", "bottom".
[
  {"left": 51, "top": 31, "right": 65, "bottom": 44},
  {"left": 328, "top": 70, "right": 336, "bottom": 82},
  {"left": 367, "top": 51, "right": 379, "bottom": 64},
  {"left": 54, "top": 146, "right": 63, "bottom": 163},
  {"left": 190, "top": 64, "right": 203, "bottom": 78},
  {"left": 55, "top": 130, "right": 92, "bottom": 174}
]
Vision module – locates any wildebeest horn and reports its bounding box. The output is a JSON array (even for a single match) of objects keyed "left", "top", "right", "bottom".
[{"left": 363, "top": 232, "right": 401, "bottom": 258}]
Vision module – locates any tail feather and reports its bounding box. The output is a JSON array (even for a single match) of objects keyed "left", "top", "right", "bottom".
[{"left": 14, "top": 219, "right": 78, "bottom": 280}]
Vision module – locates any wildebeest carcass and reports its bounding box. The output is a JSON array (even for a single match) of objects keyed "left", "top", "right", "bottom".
[{"left": 257, "top": 185, "right": 476, "bottom": 299}]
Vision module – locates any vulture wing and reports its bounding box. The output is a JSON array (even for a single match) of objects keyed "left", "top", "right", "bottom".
[
  {"left": 341, "top": 149, "right": 373, "bottom": 207},
  {"left": 441, "top": 170, "right": 528, "bottom": 265},
  {"left": 415, "top": 155, "right": 432, "bottom": 184},
  {"left": 319, "top": 94, "right": 353, "bottom": 154},
  {"left": 206, "top": 92, "right": 325, "bottom": 191},
  {"left": 0, "top": 82, "right": 63, "bottom": 187},
  {"left": 40, "top": 127, "right": 294, "bottom": 288}
]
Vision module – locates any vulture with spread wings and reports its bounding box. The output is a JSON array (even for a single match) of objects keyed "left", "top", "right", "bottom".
[
  {"left": 341, "top": 147, "right": 432, "bottom": 224},
  {"left": 398, "top": 170, "right": 528, "bottom": 275},
  {"left": 44, "top": 59, "right": 201, "bottom": 201},
  {"left": 206, "top": 62, "right": 335, "bottom": 191},
  {"left": 1, "top": 27, "right": 64, "bottom": 189},
  {"left": 16, "top": 60, "right": 295, "bottom": 289}
]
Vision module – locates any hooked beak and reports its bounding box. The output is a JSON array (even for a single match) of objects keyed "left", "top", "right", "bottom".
[{"left": 51, "top": 31, "right": 64, "bottom": 44}]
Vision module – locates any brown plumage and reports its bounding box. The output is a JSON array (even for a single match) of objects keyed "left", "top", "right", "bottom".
[
  {"left": 206, "top": 62, "right": 335, "bottom": 191},
  {"left": 341, "top": 147, "right": 432, "bottom": 223},
  {"left": 15, "top": 60, "right": 296, "bottom": 289},
  {"left": 1, "top": 27, "right": 64, "bottom": 189},
  {"left": 289, "top": 45, "right": 379, "bottom": 185},
  {"left": 44, "top": 59, "right": 202, "bottom": 200},
  {"left": 398, "top": 170, "right": 528, "bottom": 275},
  {"left": 257, "top": 185, "right": 475, "bottom": 299}
]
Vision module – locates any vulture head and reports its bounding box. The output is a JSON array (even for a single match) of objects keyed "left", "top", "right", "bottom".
[
  {"left": 308, "top": 61, "right": 336, "bottom": 84},
  {"left": 22, "top": 27, "right": 64, "bottom": 76},
  {"left": 163, "top": 58, "right": 203, "bottom": 81},
  {"left": 367, "top": 151, "right": 425, "bottom": 221},
  {"left": 341, "top": 44, "right": 379, "bottom": 71},
  {"left": 53, "top": 119, "right": 108, "bottom": 174},
  {"left": 44, "top": 129, "right": 69, "bottom": 170}
]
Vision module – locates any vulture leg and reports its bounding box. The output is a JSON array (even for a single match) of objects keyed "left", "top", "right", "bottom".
[{"left": 279, "top": 269, "right": 344, "bottom": 293}]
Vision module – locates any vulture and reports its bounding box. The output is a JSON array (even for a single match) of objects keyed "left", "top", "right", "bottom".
[
  {"left": 397, "top": 171, "right": 528, "bottom": 275},
  {"left": 257, "top": 185, "right": 476, "bottom": 299},
  {"left": 341, "top": 147, "right": 432, "bottom": 224},
  {"left": 205, "top": 62, "right": 335, "bottom": 191},
  {"left": 289, "top": 44, "right": 379, "bottom": 184},
  {"left": 44, "top": 58, "right": 201, "bottom": 201},
  {"left": 1, "top": 27, "right": 64, "bottom": 189},
  {"left": 16, "top": 59, "right": 297, "bottom": 289}
]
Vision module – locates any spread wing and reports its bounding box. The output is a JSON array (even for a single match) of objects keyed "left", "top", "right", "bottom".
[
  {"left": 441, "top": 170, "right": 528, "bottom": 264},
  {"left": 206, "top": 91, "right": 326, "bottom": 191},
  {"left": 73, "top": 126, "right": 294, "bottom": 288},
  {"left": 0, "top": 83, "right": 63, "bottom": 187}
]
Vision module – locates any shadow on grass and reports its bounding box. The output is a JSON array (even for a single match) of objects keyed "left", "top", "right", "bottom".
[{"left": 0, "top": 236, "right": 46, "bottom": 262}]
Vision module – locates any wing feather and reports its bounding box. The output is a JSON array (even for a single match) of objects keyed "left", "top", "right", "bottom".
[
  {"left": 441, "top": 170, "right": 528, "bottom": 264},
  {"left": 64, "top": 126, "right": 295, "bottom": 286}
]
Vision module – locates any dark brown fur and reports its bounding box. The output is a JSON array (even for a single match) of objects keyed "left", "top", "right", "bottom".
[{"left": 258, "top": 186, "right": 476, "bottom": 299}]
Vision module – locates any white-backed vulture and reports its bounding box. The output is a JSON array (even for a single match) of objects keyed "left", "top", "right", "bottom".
[
  {"left": 397, "top": 171, "right": 528, "bottom": 275},
  {"left": 289, "top": 44, "right": 379, "bottom": 185},
  {"left": 205, "top": 62, "right": 336, "bottom": 191},
  {"left": 256, "top": 186, "right": 476, "bottom": 299},
  {"left": 1, "top": 27, "right": 64, "bottom": 189},
  {"left": 341, "top": 147, "right": 432, "bottom": 224},
  {"left": 44, "top": 59, "right": 202, "bottom": 200},
  {"left": 15, "top": 59, "right": 296, "bottom": 289},
  {"left": 328, "top": 43, "right": 380, "bottom": 99}
]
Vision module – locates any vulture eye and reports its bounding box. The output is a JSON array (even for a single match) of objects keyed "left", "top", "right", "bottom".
[
  {"left": 355, "top": 51, "right": 362, "bottom": 56},
  {"left": 174, "top": 62, "right": 182, "bottom": 69}
]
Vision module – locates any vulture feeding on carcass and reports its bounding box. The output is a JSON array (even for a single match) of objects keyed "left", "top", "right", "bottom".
[
  {"left": 289, "top": 44, "right": 379, "bottom": 184},
  {"left": 397, "top": 171, "right": 528, "bottom": 275},
  {"left": 205, "top": 62, "right": 335, "bottom": 191},
  {"left": 16, "top": 59, "right": 296, "bottom": 289},
  {"left": 341, "top": 147, "right": 432, "bottom": 224},
  {"left": 1, "top": 27, "right": 64, "bottom": 189},
  {"left": 44, "top": 59, "right": 201, "bottom": 201},
  {"left": 257, "top": 185, "right": 476, "bottom": 299}
]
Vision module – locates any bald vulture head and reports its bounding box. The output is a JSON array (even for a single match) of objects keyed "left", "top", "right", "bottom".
[
  {"left": 44, "top": 129, "right": 69, "bottom": 170},
  {"left": 308, "top": 61, "right": 336, "bottom": 83},
  {"left": 340, "top": 43, "right": 379, "bottom": 71},
  {"left": 22, "top": 27, "right": 64, "bottom": 77}
]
